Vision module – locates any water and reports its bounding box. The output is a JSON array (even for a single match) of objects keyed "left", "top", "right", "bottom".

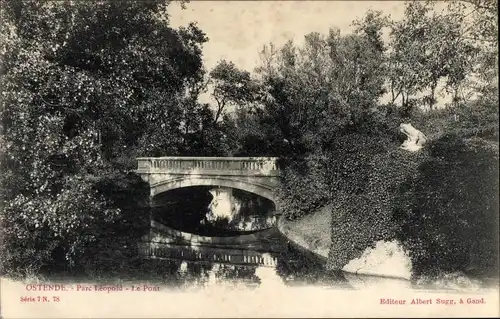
[
  {"left": 135, "top": 223, "right": 499, "bottom": 292},
  {"left": 145, "top": 185, "right": 407, "bottom": 291},
  {"left": 136, "top": 217, "right": 358, "bottom": 290},
  {"left": 137, "top": 233, "right": 353, "bottom": 291},
  {"left": 137, "top": 186, "right": 498, "bottom": 292}
]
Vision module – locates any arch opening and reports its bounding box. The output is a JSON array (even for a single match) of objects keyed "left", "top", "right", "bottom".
[
  {"left": 150, "top": 176, "right": 277, "bottom": 204},
  {"left": 151, "top": 185, "right": 277, "bottom": 237}
]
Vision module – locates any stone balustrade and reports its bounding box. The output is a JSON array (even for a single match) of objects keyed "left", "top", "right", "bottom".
[
  {"left": 138, "top": 242, "right": 279, "bottom": 268},
  {"left": 137, "top": 157, "right": 279, "bottom": 173},
  {"left": 136, "top": 156, "right": 281, "bottom": 202}
]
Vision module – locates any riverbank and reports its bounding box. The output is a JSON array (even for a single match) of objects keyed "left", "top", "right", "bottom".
[
  {"left": 277, "top": 209, "right": 499, "bottom": 290},
  {"left": 277, "top": 206, "right": 331, "bottom": 261},
  {"left": 277, "top": 206, "right": 414, "bottom": 281}
]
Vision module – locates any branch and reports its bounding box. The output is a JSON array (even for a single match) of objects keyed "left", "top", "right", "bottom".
[
  {"left": 213, "top": 97, "right": 226, "bottom": 124},
  {"left": 38, "top": 94, "right": 63, "bottom": 107},
  {"left": 457, "top": 0, "right": 495, "bottom": 11}
]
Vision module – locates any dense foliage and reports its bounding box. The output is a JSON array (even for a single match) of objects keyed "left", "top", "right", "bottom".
[
  {"left": 396, "top": 135, "right": 499, "bottom": 277},
  {"left": 0, "top": 0, "right": 498, "bottom": 281},
  {"left": 221, "top": 0, "right": 498, "bottom": 279},
  {"left": 0, "top": 0, "right": 227, "bottom": 278},
  {"left": 327, "top": 146, "right": 429, "bottom": 270}
]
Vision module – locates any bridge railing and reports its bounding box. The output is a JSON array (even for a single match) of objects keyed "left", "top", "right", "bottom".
[
  {"left": 138, "top": 241, "right": 279, "bottom": 268},
  {"left": 136, "top": 157, "right": 279, "bottom": 173}
]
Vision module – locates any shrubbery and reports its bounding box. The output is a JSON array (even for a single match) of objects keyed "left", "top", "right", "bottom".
[
  {"left": 0, "top": 171, "right": 151, "bottom": 279},
  {"left": 279, "top": 117, "right": 499, "bottom": 279},
  {"left": 410, "top": 101, "right": 499, "bottom": 142},
  {"left": 74, "top": 172, "right": 151, "bottom": 277},
  {"left": 396, "top": 135, "right": 499, "bottom": 278},
  {"left": 0, "top": 177, "right": 120, "bottom": 278},
  {"left": 327, "top": 147, "right": 427, "bottom": 270},
  {"left": 276, "top": 158, "right": 331, "bottom": 221},
  {"left": 277, "top": 131, "right": 399, "bottom": 221}
]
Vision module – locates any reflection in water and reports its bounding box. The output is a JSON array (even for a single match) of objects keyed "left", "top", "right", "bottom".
[
  {"left": 152, "top": 186, "right": 277, "bottom": 236},
  {"left": 140, "top": 235, "right": 352, "bottom": 290},
  {"left": 204, "top": 187, "right": 277, "bottom": 232},
  {"left": 255, "top": 266, "right": 285, "bottom": 289},
  {"left": 146, "top": 187, "right": 375, "bottom": 291},
  {"left": 207, "top": 188, "right": 234, "bottom": 221}
]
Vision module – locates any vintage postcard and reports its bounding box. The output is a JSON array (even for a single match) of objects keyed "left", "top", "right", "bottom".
[{"left": 0, "top": 0, "right": 499, "bottom": 318}]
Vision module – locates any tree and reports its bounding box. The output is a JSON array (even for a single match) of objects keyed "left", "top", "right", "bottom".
[
  {"left": 388, "top": 2, "right": 444, "bottom": 111},
  {"left": 209, "top": 60, "right": 259, "bottom": 123},
  {"left": 249, "top": 21, "right": 389, "bottom": 156},
  {"left": 0, "top": 0, "right": 212, "bottom": 276},
  {"left": 456, "top": 0, "right": 498, "bottom": 45},
  {"left": 387, "top": 1, "right": 494, "bottom": 112},
  {"left": 453, "top": 0, "right": 498, "bottom": 105}
]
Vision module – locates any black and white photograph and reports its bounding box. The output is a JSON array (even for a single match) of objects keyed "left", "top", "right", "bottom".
[{"left": 0, "top": 0, "right": 498, "bottom": 317}]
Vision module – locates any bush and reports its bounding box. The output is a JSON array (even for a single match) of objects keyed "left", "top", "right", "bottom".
[
  {"left": 0, "top": 177, "right": 121, "bottom": 278},
  {"left": 74, "top": 172, "right": 151, "bottom": 277},
  {"left": 410, "top": 101, "right": 499, "bottom": 142},
  {"left": 450, "top": 101, "right": 499, "bottom": 141},
  {"left": 277, "top": 132, "right": 399, "bottom": 220},
  {"left": 277, "top": 128, "right": 418, "bottom": 270},
  {"left": 276, "top": 157, "right": 331, "bottom": 220},
  {"left": 0, "top": 171, "right": 151, "bottom": 279},
  {"left": 396, "top": 134, "right": 499, "bottom": 278},
  {"left": 327, "top": 148, "right": 427, "bottom": 270}
]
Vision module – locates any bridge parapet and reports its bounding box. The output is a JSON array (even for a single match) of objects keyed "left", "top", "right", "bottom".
[
  {"left": 136, "top": 156, "right": 281, "bottom": 201},
  {"left": 137, "top": 157, "right": 280, "bottom": 176}
]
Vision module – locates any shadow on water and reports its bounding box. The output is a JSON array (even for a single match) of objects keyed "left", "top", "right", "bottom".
[
  {"left": 119, "top": 184, "right": 353, "bottom": 290},
  {"left": 151, "top": 186, "right": 277, "bottom": 237},
  {"left": 275, "top": 241, "right": 351, "bottom": 289},
  {"left": 134, "top": 222, "right": 352, "bottom": 290}
]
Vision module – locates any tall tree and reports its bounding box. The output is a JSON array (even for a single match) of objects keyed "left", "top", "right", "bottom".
[
  {"left": 388, "top": 1, "right": 488, "bottom": 111},
  {"left": 249, "top": 22, "right": 389, "bottom": 155},
  {"left": 209, "top": 60, "right": 259, "bottom": 123},
  {"left": 0, "top": 0, "right": 210, "bottom": 275},
  {"left": 453, "top": 0, "right": 498, "bottom": 105}
]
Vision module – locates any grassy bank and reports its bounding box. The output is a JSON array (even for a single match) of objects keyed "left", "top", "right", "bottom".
[{"left": 277, "top": 206, "right": 331, "bottom": 260}]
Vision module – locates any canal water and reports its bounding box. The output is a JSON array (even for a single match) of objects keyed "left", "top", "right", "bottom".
[
  {"left": 140, "top": 186, "right": 409, "bottom": 291},
  {"left": 130, "top": 186, "right": 496, "bottom": 292},
  {"left": 137, "top": 231, "right": 354, "bottom": 291},
  {"left": 135, "top": 231, "right": 498, "bottom": 292},
  {"left": 142, "top": 183, "right": 354, "bottom": 290}
]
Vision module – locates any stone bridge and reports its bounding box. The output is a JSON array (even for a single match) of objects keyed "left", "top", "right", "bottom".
[{"left": 136, "top": 157, "right": 281, "bottom": 205}]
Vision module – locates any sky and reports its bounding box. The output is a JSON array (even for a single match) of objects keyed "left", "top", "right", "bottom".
[
  {"left": 168, "top": 1, "right": 452, "bottom": 107},
  {"left": 169, "top": 1, "right": 408, "bottom": 72}
]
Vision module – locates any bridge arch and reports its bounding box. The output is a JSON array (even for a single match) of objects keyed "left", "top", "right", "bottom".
[
  {"left": 150, "top": 176, "right": 277, "bottom": 203},
  {"left": 137, "top": 157, "right": 281, "bottom": 211}
]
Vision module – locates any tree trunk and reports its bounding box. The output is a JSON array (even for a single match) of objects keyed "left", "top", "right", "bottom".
[
  {"left": 429, "top": 81, "right": 438, "bottom": 109},
  {"left": 453, "top": 85, "right": 460, "bottom": 107}
]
